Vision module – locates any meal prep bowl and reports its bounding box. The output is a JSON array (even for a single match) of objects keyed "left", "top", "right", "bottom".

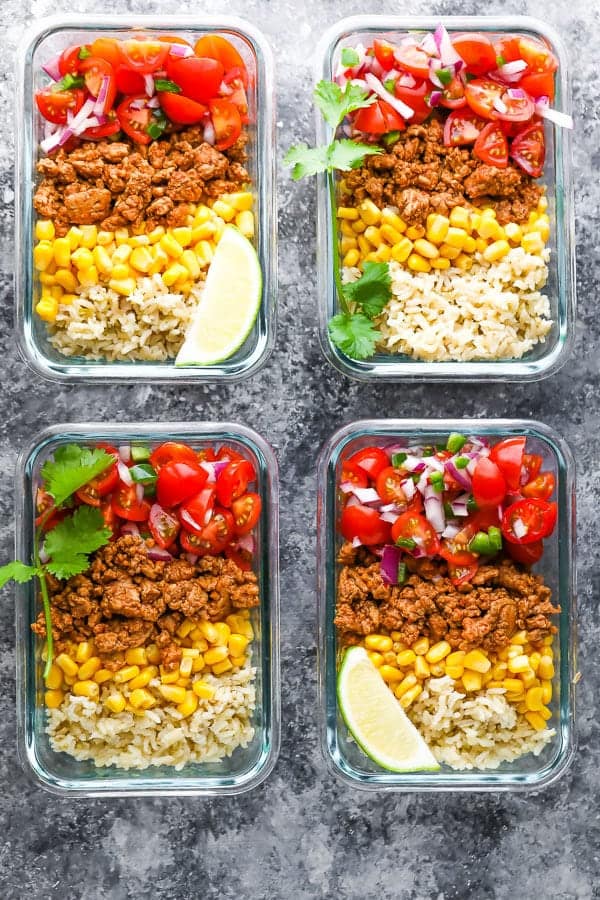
[
  {"left": 315, "top": 16, "right": 575, "bottom": 382},
  {"left": 15, "top": 422, "right": 280, "bottom": 796},
  {"left": 15, "top": 16, "right": 276, "bottom": 383},
  {"left": 317, "top": 419, "right": 576, "bottom": 790}
]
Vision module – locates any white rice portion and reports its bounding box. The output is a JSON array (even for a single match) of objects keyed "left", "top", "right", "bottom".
[
  {"left": 46, "top": 664, "right": 256, "bottom": 771},
  {"left": 48, "top": 273, "right": 203, "bottom": 361},
  {"left": 407, "top": 676, "right": 554, "bottom": 771},
  {"left": 344, "top": 246, "right": 552, "bottom": 361}
]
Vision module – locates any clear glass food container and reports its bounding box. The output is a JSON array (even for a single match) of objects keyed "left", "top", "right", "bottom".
[
  {"left": 15, "top": 16, "right": 276, "bottom": 383},
  {"left": 317, "top": 419, "right": 576, "bottom": 790},
  {"left": 15, "top": 423, "right": 280, "bottom": 796},
  {"left": 315, "top": 17, "right": 575, "bottom": 381}
]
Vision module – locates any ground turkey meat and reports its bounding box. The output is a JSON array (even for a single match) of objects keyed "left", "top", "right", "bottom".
[
  {"left": 31, "top": 534, "right": 260, "bottom": 670},
  {"left": 343, "top": 116, "right": 542, "bottom": 226},
  {"left": 334, "top": 543, "right": 559, "bottom": 653},
  {"left": 33, "top": 129, "right": 250, "bottom": 237}
]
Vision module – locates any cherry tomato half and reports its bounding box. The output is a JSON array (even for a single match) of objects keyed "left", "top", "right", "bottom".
[
  {"left": 519, "top": 71, "right": 555, "bottom": 103},
  {"left": 209, "top": 99, "right": 242, "bottom": 151},
  {"left": 150, "top": 442, "right": 199, "bottom": 471},
  {"left": 464, "top": 79, "right": 504, "bottom": 120},
  {"left": 522, "top": 472, "right": 556, "bottom": 500},
  {"left": 489, "top": 437, "right": 526, "bottom": 491},
  {"left": 75, "top": 461, "right": 119, "bottom": 507},
  {"left": 501, "top": 498, "right": 557, "bottom": 544},
  {"left": 166, "top": 56, "right": 224, "bottom": 103},
  {"left": 216, "top": 460, "right": 256, "bottom": 508},
  {"left": 193, "top": 35, "right": 246, "bottom": 73},
  {"left": 522, "top": 453, "right": 543, "bottom": 483},
  {"left": 224, "top": 545, "right": 253, "bottom": 571},
  {"left": 119, "top": 39, "right": 170, "bottom": 73},
  {"left": 90, "top": 37, "right": 122, "bottom": 68},
  {"left": 156, "top": 461, "right": 208, "bottom": 508},
  {"left": 494, "top": 91, "right": 535, "bottom": 124},
  {"left": 114, "top": 64, "right": 146, "bottom": 95},
  {"left": 346, "top": 446, "right": 390, "bottom": 481},
  {"left": 231, "top": 492, "right": 262, "bottom": 536},
  {"left": 35, "top": 88, "right": 85, "bottom": 125},
  {"left": 375, "top": 466, "right": 407, "bottom": 504},
  {"left": 58, "top": 44, "right": 88, "bottom": 76},
  {"left": 200, "top": 507, "right": 235, "bottom": 553},
  {"left": 391, "top": 511, "right": 440, "bottom": 557},
  {"left": 79, "top": 57, "right": 117, "bottom": 109},
  {"left": 394, "top": 78, "right": 431, "bottom": 125},
  {"left": 393, "top": 43, "right": 431, "bottom": 80},
  {"left": 517, "top": 37, "right": 558, "bottom": 75},
  {"left": 472, "top": 457, "right": 507, "bottom": 507},
  {"left": 216, "top": 444, "right": 246, "bottom": 463},
  {"left": 354, "top": 99, "right": 405, "bottom": 135},
  {"left": 443, "top": 108, "right": 486, "bottom": 146},
  {"left": 111, "top": 484, "right": 151, "bottom": 522},
  {"left": 439, "top": 77, "right": 467, "bottom": 110},
  {"left": 439, "top": 539, "right": 479, "bottom": 568},
  {"left": 451, "top": 34, "right": 497, "bottom": 76},
  {"left": 506, "top": 538, "right": 544, "bottom": 566},
  {"left": 341, "top": 461, "right": 368, "bottom": 489},
  {"left": 373, "top": 39, "right": 396, "bottom": 70},
  {"left": 448, "top": 562, "right": 479, "bottom": 587},
  {"left": 148, "top": 503, "right": 180, "bottom": 549},
  {"left": 158, "top": 92, "right": 207, "bottom": 125},
  {"left": 340, "top": 503, "right": 391, "bottom": 546},
  {"left": 179, "top": 486, "right": 216, "bottom": 534},
  {"left": 116, "top": 95, "right": 153, "bottom": 145},
  {"left": 474, "top": 121, "right": 508, "bottom": 167},
  {"left": 510, "top": 122, "right": 545, "bottom": 178},
  {"left": 82, "top": 112, "right": 121, "bottom": 140}
]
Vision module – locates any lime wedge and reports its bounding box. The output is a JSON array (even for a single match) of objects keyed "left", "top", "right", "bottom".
[
  {"left": 175, "top": 225, "right": 262, "bottom": 366},
  {"left": 337, "top": 646, "right": 440, "bottom": 773}
]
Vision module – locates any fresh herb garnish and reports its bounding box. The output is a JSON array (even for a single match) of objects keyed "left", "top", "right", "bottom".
[
  {"left": 44, "top": 506, "right": 112, "bottom": 580},
  {"left": 52, "top": 74, "right": 84, "bottom": 92},
  {"left": 147, "top": 111, "right": 168, "bottom": 140},
  {"left": 41, "top": 443, "right": 114, "bottom": 507},
  {"left": 328, "top": 261, "right": 392, "bottom": 359},
  {"left": 154, "top": 78, "right": 182, "bottom": 94},
  {"left": 435, "top": 68, "right": 452, "bottom": 87},
  {"left": 313, "top": 79, "right": 376, "bottom": 128},
  {"left": 78, "top": 46, "right": 92, "bottom": 60},
  {"left": 341, "top": 48, "right": 360, "bottom": 68},
  {"left": 383, "top": 77, "right": 396, "bottom": 93}
]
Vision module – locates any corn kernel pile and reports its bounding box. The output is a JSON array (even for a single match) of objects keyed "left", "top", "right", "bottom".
[
  {"left": 34, "top": 192, "right": 255, "bottom": 323},
  {"left": 44, "top": 610, "right": 254, "bottom": 719},
  {"left": 337, "top": 194, "right": 549, "bottom": 274},
  {"left": 362, "top": 629, "right": 555, "bottom": 733}
]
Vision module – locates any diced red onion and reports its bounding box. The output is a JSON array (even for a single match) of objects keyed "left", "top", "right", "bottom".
[
  {"left": 402, "top": 454, "right": 425, "bottom": 473},
  {"left": 379, "top": 502, "right": 402, "bottom": 513},
  {"left": 135, "top": 483, "right": 144, "bottom": 504},
  {"left": 118, "top": 445, "right": 131, "bottom": 463},
  {"left": 69, "top": 97, "right": 97, "bottom": 135},
  {"left": 342, "top": 123, "right": 353, "bottom": 137},
  {"left": 411, "top": 544, "right": 427, "bottom": 559},
  {"left": 380, "top": 544, "right": 403, "bottom": 585},
  {"left": 200, "top": 461, "right": 216, "bottom": 482},
  {"left": 147, "top": 96, "right": 161, "bottom": 109},
  {"left": 424, "top": 455, "right": 444, "bottom": 473},
  {"left": 512, "top": 517, "right": 527, "bottom": 539},
  {"left": 498, "top": 59, "right": 527, "bottom": 78},
  {"left": 203, "top": 120, "right": 215, "bottom": 145},
  {"left": 368, "top": 58, "right": 385, "bottom": 78},
  {"left": 130, "top": 98, "right": 146, "bottom": 110},
  {"left": 352, "top": 487, "right": 381, "bottom": 505},
  {"left": 402, "top": 478, "right": 415, "bottom": 501},
  {"left": 236, "top": 533, "right": 255, "bottom": 554},
  {"left": 169, "top": 43, "right": 193, "bottom": 58},
  {"left": 469, "top": 436, "right": 489, "bottom": 448},
  {"left": 424, "top": 486, "right": 445, "bottom": 534},
  {"left": 345, "top": 495, "right": 360, "bottom": 509},
  {"left": 144, "top": 74, "right": 155, "bottom": 97},
  {"left": 506, "top": 87, "right": 527, "bottom": 100},
  {"left": 219, "top": 80, "right": 234, "bottom": 96},
  {"left": 340, "top": 481, "right": 354, "bottom": 494},
  {"left": 184, "top": 552, "right": 199, "bottom": 564},
  {"left": 384, "top": 442, "right": 407, "bottom": 459},
  {"left": 213, "top": 460, "right": 230, "bottom": 478},
  {"left": 466, "top": 457, "right": 478, "bottom": 476},
  {"left": 433, "top": 23, "right": 464, "bottom": 67},
  {"left": 415, "top": 473, "right": 429, "bottom": 496},
  {"left": 419, "top": 32, "right": 438, "bottom": 56},
  {"left": 352, "top": 536, "right": 362, "bottom": 548},
  {"left": 364, "top": 72, "right": 415, "bottom": 119},
  {"left": 79, "top": 116, "right": 106, "bottom": 129},
  {"left": 121, "top": 522, "right": 140, "bottom": 537},
  {"left": 93, "top": 75, "right": 111, "bottom": 116},
  {"left": 444, "top": 459, "right": 472, "bottom": 491},
  {"left": 40, "top": 126, "right": 72, "bottom": 154},
  {"left": 535, "top": 100, "right": 574, "bottom": 129},
  {"left": 204, "top": 508, "right": 212, "bottom": 526},
  {"left": 427, "top": 90, "right": 442, "bottom": 108},
  {"left": 117, "top": 460, "right": 133, "bottom": 486},
  {"left": 493, "top": 96, "right": 508, "bottom": 115},
  {"left": 147, "top": 547, "right": 173, "bottom": 562},
  {"left": 179, "top": 508, "right": 203, "bottom": 533},
  {"left": 380, "top": 511, "right": 400, "bottom": 524},
  {"left": 442, "top": 523, "right": 461, "bottom": 539},
  {"left": 396, "top": 72, "right": 418, "bottom": 88},
  {"left": 450, "top": 494, "right": 470, "bottom": 517},
  {"left": 42, "top": 55, "right": 62, "bottom": 81}
]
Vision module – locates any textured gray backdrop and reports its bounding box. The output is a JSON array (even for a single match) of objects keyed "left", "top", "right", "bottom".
[{"left": 0, "top": 0, "right": 596, "bottom": 898}]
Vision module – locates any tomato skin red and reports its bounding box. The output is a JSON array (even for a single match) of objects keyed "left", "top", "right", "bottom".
[
  {"left": 340, "top": 503, "right": 391, "bottom": 546},
  {"left": 166, "top": 56, "right": 224, "bottom": 103},
  {"left": 100, "top": 498, "right": 118, "bottom": 540},
  {"left": 216, "top": 460, "right": 256, "bottom": 507},
  {"left": 506, "top": 538, "right": 544, "bottom": 566},
  {"left": 346, "top": 447, "right": 390, "bottom": 481},
  {"left": 472, "top": 458, "right": 507, "bottom": 507},
  {"left": 209, "top": 99, "right": 242, "bottom": 150},
  {"left": 82, "top": 112, "right": 121, "bottom": 140},
  {"left": 522, "top": 472, "right": 555, "bottom": 500},
  {"left": 474, "top": 121, "right": 508, "bottom": 167},
  {"left": 179, "top": 486, "right": 216, "bottom": 534},
  {"left": 119, "top": 39, "right": 170, "bottom": 73},
  {"left": 373, "top": 39, "right": 396, "bottom": 69},
  {"left": 489, "top": 437, "right": 526, "bottom": 491},
  {"left": 114, "top": 64, "right": 146, "bottom": 95},
  {"left": 90, "top": 37, "right": 122, "bottom": 67},
  {"left": 194, "top": 35, "right": 246, "bottom": 73},
  {"left": 116, "top": 95, "right": 153, "bottom": 145},
  {"left": 156, "top": 461, "right": 208, "bottom": 508},
  {"left": 494, "top": 37, "right": 521, "bottom": 65},
  {"left": 391, "top": 511, "right": 440, "bottom": 557},
  {"left": 393, "top": 44, "right": 431, "bottom": 80},
  {"left": 36, "top": 88, "right": 85, "bottom": 124},
  {"left": 180, "top": 528, "right": 205, "bottom": 554},
  {"left": 200, "top": 507, "right": 235, "bottom": 553},
  {"left": 80, "top": 57, "right": 116, "bottom": 110},
  {"left": 148, "top": 503, "right": 180, "bottom": 549},
  {"left": 443, "top": 108, "right": 486, "bottom": 146},
  {"left": 510, "top": 122, "right": 545, "bottom": 177},
  {"left": 494, "top": 92, "right": 535, "bottom": 124},
  {"left": 341, "top": 462, "right": 368, "bottom": 489},
  {"left": 464, "top": 79, "right": 504, "bottom": 119},
  {"left": 231, "top": 492, "right": 262, "bottom": 536},
  {"left": 354, "top": 99, "right": 404, "bottom": 134},
  {"left": 501, "top": 498, "right": 557, "bottom": 544},
  {"left": 519, "top": 71, "right": 555, "bottom": 102},
  {"left": 522, "top": 453, "right": 543, "bottom": 482},
  {"left": 394, "top": 79, "right": 431, "bottom": 125},
  {"left": 224, "top": 545, "right": 253, "bottom": 571},
  {"left": 150, "top": 442, "right": 199, "bottom": 471},
  {"left": 111, "top": 485, "right": 151, "bottom": 522},
  {"left": 375, "top": 466, "right": 406, "bottom": 504},
  {"left": 439, "top": 539, "right": 479, "bottom": 568},
  {"left": 58, "top": 45, "right": 88, "bottom": 76},
  {"left": 517, "top": 37, "right": 558, "bottom": 74},
  {"left": 75, "top": 463, "right": 119, "bottom": 507},
  {"left": 158, "top": 91, "right": 207, "bottom": 125},
  {"left": 439, "top": 77, "right": 467, "bottom": 110},
  {"left": 216, "top": 445, "right": 245, "bottom": 463},
  {"left": 448, "top": 562, "right": 479, "bottom": 587},
  {"left": 451, "top": 34, "right": 497, "bottom": 76}
]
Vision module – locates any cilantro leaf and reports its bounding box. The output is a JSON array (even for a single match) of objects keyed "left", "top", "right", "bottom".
[
  {"left": 41, "top": 444, "right": 114, "bottom": 507},
  {"left": 154, "top": 78, "right": 181, "bottom": 94},
  {"left": 343, "top": 262, "right": 392, "bottom": 318},
  {"left": 327, "top": 139, "right": 382, "bottom": 171},
  {"left": 283, "top": 144, "right": 330, "bottom": 180},
  {"left": 0, "top": 560, "right": 41, "bottom": 589},
  {"left": 341, "top": 48, "right": 360, "bottom": 67},
  {"left": 44, "top": 506, "right": 112, "bottom": 580},
  {"left": 313, "top": 80, "right": 375, "bottom": 129},
  {"left": 328, "top": 312, "right": 380, "bottom": 360}
]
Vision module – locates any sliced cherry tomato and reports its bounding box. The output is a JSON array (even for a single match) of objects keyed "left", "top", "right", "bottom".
[
  {"left": 80, "top": 57, "right": 117, "bottom": 107},
  {"left": 197, "top": 447, "right": 217, "bottom": 463},
  {"left": 373, "top": 39, "right": 396, "bottom": 69},
  {"left": 522, "top": 453, "right": 543, "bottom": 482},
  {"left": 111, "top": 484, "right": 151, "bottom": 522},
  {"left": 391, "top": 511, "right": 440, "bottom": 557},
  {"left": 158, "top": 35, "right": 194, "bottom": 48},
  {"left": 354, "top": 99, "right": 405, "bottom": 134},
  {"left": 75, "top": 462, "right": 119, "bottom": 507},
  {"left": 439, "top": 539, "right": 479, "bottom": 568},
  {"left": 166, "top": 56, "right": 224, "bottom": 103},
  {"left": 100, "top": 498, "right": 118, "bottom": 540},
  {"left": 464, "top": 79, "right": 504, "bottom": 120},
  {"left": 393, "top": 44, "right": 431, "bottom": 80},
  {"left": 498, "top": 118, "right": 526, "bottom": 139},
  {"left": 375, "top": 466, "right": 406, "bottom": 504},
  {"left": 148, "top": 503, "right": 180, "bottom": 549},
  {"left": 494, "top": 91, "right": 535, "bottom": 123},
  {"left": 340, "top": 503, "right": 391, "bottom": 546},
  {"left": 448, "top": 562, "right": 479, "bottom": 587},
  {"left": 82, "top": 112, "right": 121, "bottom": 140},
  {"left": 216, "top": 459, "right": 256, "bottom": 507},
  {"left": 90, "top": 37, "right": 122, "bottom": 67},
  {"left": 209, "top": 99, "right": 242, "bottom": 150},
  {"left": 179, "top": 486, "right": 216, "bottom": 534},
  {"left": 443, "top": 108, "right": 486, "bottom": 146},
  {"left": 215, "top": 445, "right": 244, "bottom": 463},
  {"left": 114, "top": 64, "right": 146, "bottom": 95},
  {"left": 494, "top": 37, "right": 521, "bottom": 65},
  {"left": 224, "top": 545, "right": 253, "bottom": 571},
  {"left": 439, "top": 77, "right": 467, "bottom": 110},
  {"left": 58, "top": 45, "right": 89, "bottom": 76},
  {"left": 522, "top": 472, "right": 555, "bottom": 500},
  {"left": 200, "top": 507, "right": 235, "bottom": 553},
  {"left": 156, "top": 461, "right": 208, "bottom": 508},
  {"left": 510, "top": 122, "right": 545, "bottom": 177},
  {"left": 517, "top": 37, "right": 558, "bottom": 74},
  {"left": 489, "top": 437, "right": 526, "bottom": 490},
  {"left": 472, "top": 457, "right": 507, "bottom": 507},
  {"left": 116, "top": 95, "right": 153, "bottom": 145},
  {"left": 180, "top": 529, "right": 205, "bottom": 554},
  {"left": 346, "top": 447, "right": 390, "bottom": 481},
  {"left": 341, "top": 461, "right": 368, "bottom": 489},
  {"left": 35, "top": 88, "right": 85, "bottom": 125},
  {"left": 194, "top": 35, "right": 246, "bottom": 73},
  {"left": 232, "top": 492, "right": 262, "bottom": 536},
  {"left": 158, "top": 92, "right": 207, "bottom": 125},
  {"left": 451, "top": 34, "right": 497, "bottom": 76},
  {"left": 474, "top": 121, "right": 508, "bottom": 166},
  {"left": 150, "top": 442, "right": 199, "bottom": 471},
  {"left": 519, "top": 71, "right": 555, "bottom": 102},
  {"left": 501, "top": 498, "right": 557, "bottom": 544},
  {"left": 35, "top": 488, "right": 65, "bottom": 531},
  {"left": 455, "top": 508, "right": 501, "bottom": 545},
  {"left": 394, "top": 77, "right": 431, "bottom": 125},
  {"left": 222, "top": 66, "right": 249, "bottom": 116},
  {"left": 119, "top": 39, "right": 170, "bottom": 73},
  {"left": 506, "top": 538, "right": 544, "bottom": 566}
]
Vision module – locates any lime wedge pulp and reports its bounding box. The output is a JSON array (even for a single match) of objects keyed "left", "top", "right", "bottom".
[
  {"left": 337, "top": 646, "right": 440, "bottom": 773},
  {"left": 175, "top": 225, "right": 262, "bottom": 366}
]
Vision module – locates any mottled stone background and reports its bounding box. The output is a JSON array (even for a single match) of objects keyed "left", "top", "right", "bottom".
[{"left": 0, "top": 0, "right": 596, "bottom": 898}]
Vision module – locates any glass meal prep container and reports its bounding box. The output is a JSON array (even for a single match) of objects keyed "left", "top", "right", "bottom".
[
  {"left": 315, "top": 16, "right": 575, "bottom": 381},
  {"left": 15, "top": 422, "right": 280, "bottom": 797},
  {"left": 317, "top": 419, "right": 576, "bottom": 791},
  {"left": 15, "top": 16, "right": 276, "bottom": 383}
]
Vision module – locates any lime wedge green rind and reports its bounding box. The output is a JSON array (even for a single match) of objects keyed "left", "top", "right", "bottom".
[
  {"left": 175, "top": 225, "right": 262, "bottom": 366},
  {"left": 337, "top": 646, "right": 440, "bottom": 773}
]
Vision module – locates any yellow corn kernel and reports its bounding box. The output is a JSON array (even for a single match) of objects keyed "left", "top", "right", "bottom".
[
  {"left": 365, "top": 634, "right": 393, "bottom": 653},
  {"left": 522, "top": 232, "right": 545, "bottom": 254},
  {"left": 504, "top": 222, "right": 522, "bottom": 244},
  {"left": 381, "top": 209, "right": 406, "bottom": 233},
  {"left": 178, "top": 248, "right": 199, "bottom": 280},
  {"left": 75, "top": 641, "right": 94, "bottom": 664},
  {"left": 230, "top": 655, "right": 246, "bottom": 668},
  {"left": 197, "top": 623, "right": 218, "bottom": 644},
  {"left": 45, "top": 689, "right": 64, "bottom": 709},
  {"left": 196, "top": 240, "right": 214, "bottom": 265},
  {"left": 177, "top": 619, "right": 195, "bottom": 639},
  {"left": 340, "top": 220, "right": 355, "bottom": 238},
  {"left": 146, "top": 643, "right": 161, "bottom": 665},
  {"left": 538, "top": 194, "right": 548, "bottom": 213},
  {"left": 538, "top": 705, "right": 552, "bottom": 721},
  {"left": 430, "top": 257, "right": 451, "bottom": 270},
  {"left": 425, "top": 214, "right": 450, "bottom": 244},
  {"left": 528, "top": 210, "right": 539, "bottom": 225},
  {"left": 449, "top": 206, "right": 471, "bottom": 230},
  {"left": 228, "top": 634, "right": 250, "bottom": 657},
  {"left": 541, "top": 644, "right": 554, "bottom": 660},
  {"left": 191, "top": 657, "right": 205, "bottom": 673},
  {"left": 538, "top": 657, "right": 555, "bottom": 680},
  {"left": 492, "top": 662, "right": 508, "bottom": 680},
  {"left": 237, "top": 211, "right": 255, "bottom": 242},
  {"left": 112, "top": 262, "right": 133, "bottom": 280},
  {"left": 113, "top": 228, "right": 129, "bottom": 245},
  {"left": 52, "top": 237, "right": 71, "bottom": 268},
  {"left": 210, "top": 200, "right": 235, "bottom": 223},
  {"left": 193, "top": 680, "right": 215, "bottom": 700},
  {"left": 446, "top": 651, "right": 466, "bottom": 668},
  {"left": 413, "top": 238, "right": 439, "bottom": 260},
  {"left": 520, "top": 669, "right": 537, "bottom": 689},
  {"left": 462, "top": 671, "right": 483, "bottom": 692},
  {"left": 108, "top": 277, "right": 136, "bottom": 296},
  {"left": 477, "top": 219, "right": 504, "bottom": 241},
  {"left": 105, "top": 692, "right": 126, "bottom": 713},
  {"left": 432, "top": 663, "right": 447, "bottom": 677},
  {"left": 34, "top": 241, "right": 56, "bottom": 272},
  {"left": 393, "top": 674, "right": 417, "bottom": 699},
  {"left": 181, "top": 648, "right": 201, "bottom": 660},
  {"left": 363, "top": 225, "right": 381, "bottom": 247},
  {"left": 111, "top": 243, "right": 131, "bottom": 264},
  {"left": 482, "top": 670, "right": 494, "bottom": 686},
  {"left": 399, "top": 684, "right": 422, "bottom": 709},
  {"left": 56, "top": 653, "right": 78, "bottom": 678},
  {"left": 65, "top": 226, "right": 82, "bottom": 250},
  {"left": 159, "top": 233, "right": 183, "bottom": 259},
  {"left": 367, "top": 651, "right": 384, "bottom": 668},
  {"left": 53, "top": 269, "right": 77, "bottom": 292},
  {"left": 483, "top": 239, "right": 510, "bottom": 263},
  {"left": 388, "top": 237, "right": 411, "bottom": 264},
  {"left": 439, "top": 243, "right": 462, "bottom": 260},
  {"left": 123, "top": 647, "right": 146, "bottom": 667},
  {"left": 445, "top": 665, "right": 464, "bottom": 680},
  {"left": 176, "top": 690, "right": 199, "bottom": 717},
  {"left": 191, "top": 635, "right": 210, "bottom": 652},
  {"left": 128, "top": 245, "right": 153, "bottom": 274},
  {"left": 414, "top": 655, "right": 431, "bottom": 679},
  {"left": 342, "top": 249, "right": 360, "bottom": 268},
  {"left": 442, "top": 227, "right": 469, "bottom": 251},
  {"left": 60, "top": 293, "right": 77, "bottom": 307},
  {"left": 36, "top": 296, "right": 58, "bottom": 322},
  {"left": 35, "top": 220, "right": 55, "bottom": 241},
  {"left": 462, "top": 235, "right": 477, "bottom": 254},
  {"left": 340, "top": 235, "right": 358, "bottom": 256},
  {"left": 501, "top": 678, "right": 523, "bottom": 694},
  {"left": 541, "top": 679, "right": 552, "bottom": 704},
  {"left": 358, "top": 199, "right": 381, "bottom": 225},
  {"left": 161, "top": 263, "right": 187, "bottom": 287},
  {"left": 93, "top": 669, "right": 113, "bottom": 685},
  {"left": 525, "top": 686, "right": 545, "bottom": 712},
  {"left": 528, "top": 652, "right": 541, "bottom": 674},
  {"left": 357, "top": 235, "right": 371, "bottom": 256},
  {"left": 78, "top": 657, "right": 102, "bottom": 681},
  {"left": 379, "top": 223, "right": 404, "bottom": 246},
  {"left": 377, "top": 664, "right": 402, "bottom": 684},
  {"left": 396, "top": 649, "right": 417, "bottom": 667},
  {"left": 178, "top": 657, "right": 193, "bottom": 678},
  {"left": 351, "top": 219, "right": 367, "bottom": 234},
  {"left": 337, "top": 206, "right": 359, "bottom": 221},
  {"left": 407, "top": 253, "right": 431, "bottom": 273},
  {"left": 411, "top": 637, "right": 429, "bottom": 656},
  {"left": 425, "top": 641, "right": 452, "bottom": 664},
  {"left": 73, "top": 680, "right": 99, "bottom": 700},
  {"left": 212, "top": 659, "right": 233, "bottom": 675},
  {"left": 210, "top": 622, "right": 230, "bottom": 646},
  {"left": 227, "top": 191, "right": 253, "bottom": 211},
  {"left": 76, "top": 225, "right": 96, "bottom": 249},
  {"left": 463, "top": 650, "right": 491, "bottom": 674},
  {"left": 39, "top": 272, "right": 56, "bottom": 285},
  {"left": 474, "top": 237, "right": 487, "bottom": 254},
  {"left": 143, "top": 226, "right": 164, "bottom": 245},
  {"left": 508, "top": 630, "right": 527, "bottom": 646},
  {"left": 507, "top": 645, "right": 522, "bottom": 660},
  {"left": 508, "top": 655, "right": 531, "bottom": 675},
  {"left": 50, "top": 284, "right": 64, "bottom": 302},
  {"left": 78, "top": 265, "right": 99, "bottom": 286},
  {"left": 392, "top": 642, "right": 408, "bottom": 653},
  {"left": 114, "top": 665, "right": 140, "bottom": 684},
  {"left": 160, "top": 666, "right": 180, "bottom": 684},
  {"left": 192, "top": 222, "right": 216, "bottom": 244},
  {"left": 94, "top": 230, "right": 111, "bottom": 246},
  {"left": 158, "top": 684, "right": 187, "bottom": 704},
  {"left": 128, "top": 667, "right": 158, "bottom": 690},
  {"left": 406, "top": 224, "right": 425, "bottom": 240},
  {"left": 525, "top": 711, "right": 547, "bottom": 732},
  {"left": 90, "top": 245, "right": 111, "bottom": 276},
  {"left": 169, "top": 227, "right": 191, "bottom": 248},
  {"left": 204, "top": 646, "right": 230, "bottom": 666},
  {"left": 63, "top": 673, "right": 77, "bottom": 687},
  {"left": 45, "top": 663, "right": 63, "bottom": 690},
  {"left": 129, "top": 688, "right": 156, "bottom": 710},
  {"left": 176, "top": 676, "right": 191, "bottom": 687}
]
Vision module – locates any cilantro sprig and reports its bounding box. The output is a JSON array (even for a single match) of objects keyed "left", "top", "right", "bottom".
[
  {"left": 0, "top": 444, "right": 113, "bottom": 676},
  {"left": 329, "top": 262, "right": 392, "bottom": 360}
]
